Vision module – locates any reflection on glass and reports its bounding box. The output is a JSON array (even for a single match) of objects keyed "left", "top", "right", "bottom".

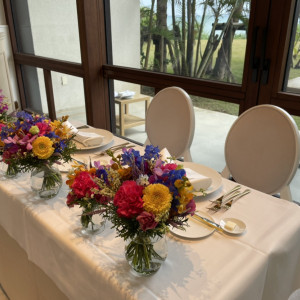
[
  {"left": 11, "top": 0, "right": 81, "bottom": 62},
  {"left": 51, "top": 72, "right": 86, "bottom": 124},
  {"left": 284, "top": 0, "right": 300, "bottom": 94},
  {"left": 110, "top": 0, "right": 249, "bottom": 84}
]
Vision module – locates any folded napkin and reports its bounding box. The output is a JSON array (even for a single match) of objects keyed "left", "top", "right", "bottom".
[
  {"left": 74, "top": 131, "right": 104, "bottom": 147},
  {"left": 118, "top": 90, "right": 136, "bottom": 99},
  {"left": 160, "top": 148, "right": 172, "bottom": 162},
  {"left": 63, "top": 120, "right": 79, "bottom": 135},
  {"left": 184, "top": 168, "right": 212, "bottom": 191}
]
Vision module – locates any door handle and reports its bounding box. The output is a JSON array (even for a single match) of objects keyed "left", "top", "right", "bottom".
[
  {"left": 261, "top": 59, "right": 270, "bottom": 84},
  {"left": 260, "top": 27, "right": 270, "bottom": 85},
  {"left": 250, "top": 26, "right": 260, "bottom": 83}
]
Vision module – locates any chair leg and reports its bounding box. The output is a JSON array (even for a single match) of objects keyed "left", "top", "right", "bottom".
[{"left": 280, "top": 186, "right": 292, "bottom": 201}]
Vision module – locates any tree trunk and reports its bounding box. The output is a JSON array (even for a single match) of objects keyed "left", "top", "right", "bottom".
[
  {"left": 153, "top": 0, "right": 167, "bottom": 72},
  {"left": 186, "top": 0, "right": 196, "bottom": 76},
  {"left": 181, "top": 0, "right": 187, "bottom": 75},
  {"left": 194, "top": 0, "right": 209, "bottom": 77},
  {"left": 211, "top": 0, "right": 244, "bottom": 82},
  {"left": 171, "top": 0, "right": 180, "bottom": 74},
  {"left": 144, "top": 0, "right": 156, "bottom": 69}
]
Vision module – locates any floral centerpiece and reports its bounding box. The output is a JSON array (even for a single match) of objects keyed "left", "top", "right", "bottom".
[
  {"left": 0, "top": 111, "right": 76, "bottom": 198},
  {"left": 95, "top": 145, "right": 196, "bottom": 275},
  {"left": 66, "top": 163, "right": 108, "bottom": 235}
]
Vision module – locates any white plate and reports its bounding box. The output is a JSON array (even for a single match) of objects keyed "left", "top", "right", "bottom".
[
  {"left": 74, "top": 128, "right": 114, "bottom": 150},
  {"left": 220, "top": 218, "right": 246, "bottom": 235},
  {"left": 169, "top": 211, "right": 215, "bottom": 239},
  {"left": 181, "top": 162, "right": 222, "bottom": 196}
]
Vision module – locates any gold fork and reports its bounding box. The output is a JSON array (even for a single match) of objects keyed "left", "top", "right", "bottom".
[
  {"left": 222, "top": 189, "right": 251, "bottom": 210},
  {"left": 207, "top": 185, "right": 241, "bottom": 212}
]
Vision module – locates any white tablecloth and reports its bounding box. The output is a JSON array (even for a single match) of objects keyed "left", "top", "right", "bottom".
[{"left": 1, "top": 136, "right": 300, "bottom": 300}]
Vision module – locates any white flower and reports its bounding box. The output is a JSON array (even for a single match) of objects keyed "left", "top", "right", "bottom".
[{"left": 136, "top": 174, "right": 149, "bottom": 186}]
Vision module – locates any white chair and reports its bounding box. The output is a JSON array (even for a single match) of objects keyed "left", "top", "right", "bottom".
[
  {"left": 221, "top": 104, "right": 300, "bottom": 201},
  {"left": 144, "top": 87, "right": 195, "bottom": 161},
  {"left": 288, "top": 289, "right": 300, "bottom": 300}
]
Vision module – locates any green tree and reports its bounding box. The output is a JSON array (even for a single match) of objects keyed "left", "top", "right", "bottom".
[{"left": 140, "top": 0, "right": 250, "bottom": 83}]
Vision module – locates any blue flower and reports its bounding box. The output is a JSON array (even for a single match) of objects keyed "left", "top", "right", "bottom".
[
  {"left": 143, "top": 145, "right": 160, "bottom": 160},
  {"left": 121, "top": 148, "right": 142, "bottom": 168},
  {"left": 16, "top": 111, "right": 34, "bottom": 122},
  {"left": 96, "top": 168, "right": 108, "bottom": 182}
]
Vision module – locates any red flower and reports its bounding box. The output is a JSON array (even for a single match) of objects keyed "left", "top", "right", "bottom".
[
  {"left": 71, "top": 171, "right": 98, "bottom": 199},
  {"left": 66, "top": 193, "right": 76, "bottom": 207},
  {"left": 161, "top": 163, "right": 178, "bottom": 172},
  {"left": 137, "top": 211, "right": 158, "bottom": 231},
  {"left": 113, "top": 181, "right": 144, "bottom": 218}
]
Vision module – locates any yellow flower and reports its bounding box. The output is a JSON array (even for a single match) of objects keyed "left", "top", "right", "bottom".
[
  {"left": 176, "top": 185, "right": 194, "bottom": 213},
  {"left": 143, "top": 183, "right": 172, "bottom": 218},
  {"left": 51, "top": 120, "right": 71, "bottom": 139},
  {"left": 32, "top": 136, "right": 54, "bottom": 159}
]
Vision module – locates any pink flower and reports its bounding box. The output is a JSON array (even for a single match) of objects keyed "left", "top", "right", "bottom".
[
  {"left": 18, "top": 134, "right": 37, "bottom": 151},
  {"left": 113, "top": 181, "right": 144, "bottom": 218},
  {"left": 36, "top": 122, "right": 51, "bottom": 136},
  {"left": 137, "top": 211, "right": 158, "bottom": 231},
  {"left": 4, "top": 135, "right": 19, "bottom": 144}
]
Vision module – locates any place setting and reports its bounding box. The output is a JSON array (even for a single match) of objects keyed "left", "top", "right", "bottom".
[{"left": 169, "top": 181, "right": 250, "bottom": 239}]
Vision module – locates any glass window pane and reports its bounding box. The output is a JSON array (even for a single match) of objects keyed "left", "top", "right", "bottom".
[
  {"left": 21, "top": 66, "right": 86, "bottom": 123},
  {"left": 51, "top": 72, "right": 86, "bottom": 124},
  {"left": 284, "top": 0, "right": 300, "bottom": 94},
  {"left": 110, "top": 0, "right": 250, "bottom": 84},
  {"left": 11, "top": 0, "right": 81, "bottom": 62},
  {"left": 21, "top": 65, "right": 45, "bottom": 113}
]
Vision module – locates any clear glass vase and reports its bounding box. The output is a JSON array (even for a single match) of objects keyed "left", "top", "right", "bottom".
[
  {"left": 125, "top": 232, "right": 168, "bottom": 276},
  {"left": 30, "top": 164, "right": 62, "bottom": 199},
  {"left": 3, "top": 163, "right": 19, "bottom": 179},
  {"left": 80, "top": 207, "right": 105, "bottom": 236}
]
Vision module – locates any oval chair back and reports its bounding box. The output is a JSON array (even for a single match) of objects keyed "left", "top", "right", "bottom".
[
  {"left": 221, "top": 104, "right": 300, "bottom": 200},
  {"left": 144, "top": 87, "right": 195, "bottom": 161}
]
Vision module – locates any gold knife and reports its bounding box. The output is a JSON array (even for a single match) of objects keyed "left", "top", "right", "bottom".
[{"left": 191, "top": 213, "right": 223, "bottom": 232}]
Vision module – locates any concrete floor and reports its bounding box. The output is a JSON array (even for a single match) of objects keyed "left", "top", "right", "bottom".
[{"left": 119, "top": 102, "right": 300, "bottom": 202}]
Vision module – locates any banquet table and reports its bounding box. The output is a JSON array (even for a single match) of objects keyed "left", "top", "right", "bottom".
[{"left": 1, "top": 135, "right": 300, "bottom": 300}]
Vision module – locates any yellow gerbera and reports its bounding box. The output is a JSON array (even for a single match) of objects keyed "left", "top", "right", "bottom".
[
  {"left": 143, "top": 183, "right": 172, "bottom": 218},
  {"left": 51, "top": 120, "right": 71, "bottom": 139},
  {"left": 32, "top": 136, "right": 54, "bottom": 159}
]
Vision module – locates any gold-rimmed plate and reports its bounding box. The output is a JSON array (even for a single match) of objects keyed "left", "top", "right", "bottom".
[{"left": 169, "top": 211, "right": 215, "bottom": 239}]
